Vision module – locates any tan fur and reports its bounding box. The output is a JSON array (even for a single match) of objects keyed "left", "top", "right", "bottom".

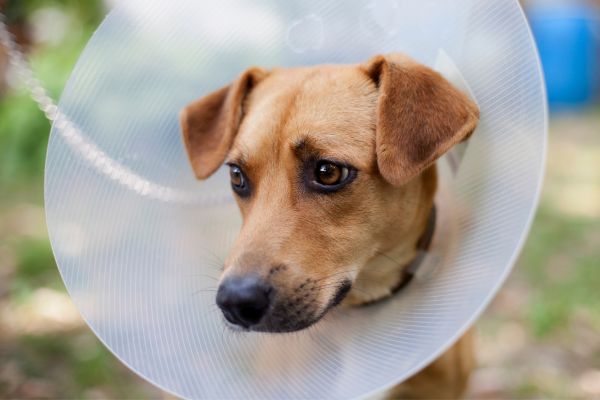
[
  {"left": 363, "top": 54, "right": 479, "bottom": 186},
  {"left": 180, "top": 53, "right": 479, "bottom": 398},
  {"left": 387, "top": 328, "right": 476, "bottom": 399}
]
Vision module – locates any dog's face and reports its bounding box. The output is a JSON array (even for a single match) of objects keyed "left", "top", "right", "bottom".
[{"left": 181, "top": 54, "right": 478, "bottom": 332}]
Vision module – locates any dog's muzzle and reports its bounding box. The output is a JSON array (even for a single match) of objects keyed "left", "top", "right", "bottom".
[{"left": 216, "top": 274, "right": 352, "bottom": 332}]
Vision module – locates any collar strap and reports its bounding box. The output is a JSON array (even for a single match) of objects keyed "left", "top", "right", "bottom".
[{"left": 391, "top": 205, "right": 437, "bottom": 293}]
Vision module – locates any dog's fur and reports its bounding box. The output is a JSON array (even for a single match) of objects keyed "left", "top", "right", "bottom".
[{"left": 180, "top": 53, "right": 479, "bottom": 398}]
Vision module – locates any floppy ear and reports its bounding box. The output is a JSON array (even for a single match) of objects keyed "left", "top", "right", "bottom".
[
  {"left": 364, "top": 54, "right": 479, "bottom": 186},
  {"left": 180, "top": 67, "right": 268, "bottom": 179}
]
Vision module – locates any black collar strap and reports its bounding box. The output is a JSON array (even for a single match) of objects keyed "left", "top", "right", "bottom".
[{"left": 391, "top": 205, "right": 437, "bottom": 293}]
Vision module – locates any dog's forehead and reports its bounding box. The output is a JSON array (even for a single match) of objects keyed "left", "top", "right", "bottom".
[{"left": 232, "top": 65, "right": 378, "bottom": 168}]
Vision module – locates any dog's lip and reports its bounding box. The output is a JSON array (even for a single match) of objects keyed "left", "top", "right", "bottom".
[
  {"left": 240, "top": 301, "right": 340, "bottom": 334},
  {"left": 220, "top": 310, "right": 319, "bottom": 334},
  {"left": 329, "top": 279, "right": 352, "bottom": 308}
]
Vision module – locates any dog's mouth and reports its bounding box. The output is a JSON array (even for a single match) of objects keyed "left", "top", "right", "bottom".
[{"left": 218, "top": 278, "right": 353, "bottom": 333}]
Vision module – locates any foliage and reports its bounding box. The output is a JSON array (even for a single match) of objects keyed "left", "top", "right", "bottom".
[{"left": 0, "top": 0, "right": 103, "bottom": 194}]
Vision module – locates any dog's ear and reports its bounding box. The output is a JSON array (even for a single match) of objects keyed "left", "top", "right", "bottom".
[
  {"left": 363, "top": 54, "right": 479, "bottom": 186},
  {"left": 180, "top": 67, "right": 268, "bottom": 179}
]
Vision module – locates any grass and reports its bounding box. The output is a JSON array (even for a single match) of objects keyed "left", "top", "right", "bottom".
[{"left": 521, "top": 206, "right": 600, "bottom": 337}]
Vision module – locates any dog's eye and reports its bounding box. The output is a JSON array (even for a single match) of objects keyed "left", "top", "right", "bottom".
[
  {"left": 230, "top": 165, "right": 244, "bottom": 187},
  {"left": 228, "top": 164, "right": 250, "bottom": 197},
  {"left": 308, "top": 160, "right": 356, "bottom": 193},
  {"left": 316, "top": 162, "right": 348, "bottom": 186}
]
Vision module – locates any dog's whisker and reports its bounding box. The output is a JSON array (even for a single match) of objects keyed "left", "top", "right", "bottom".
[
  {"left": 329, "top": 307, "right": 353, "bottom": 318},
  {"left": 373, "top": 250, "right": 407, "bottom": 268},
  {"left": 313, "top": 280, "right": 378, "bottom": 300},
  {"left": 221, "top": 324, "right": 227, "bottom": 342},
  {"left": 311, "top": 280, "right": 355, "bottom": 292},
  {"left": 311, "top": 267, "right": 364, "bottom": 283},
  {"left": 344, "top": 286, "right": 373, "bottom": 296},
  {"left": 201, "top": 259, "right": 225, "bottom": 271},
  {"left": 354, "top": 275, "right": 400, "bottom": 284},
  {"left": 197, "top": 249, "right": 225, "bottom": 272},
  {"left": 190, "top": 288, "right": 219, "bottom": 296},
  {"left": 186, "top": 273, "right": 220, "bottom": 281},
  {"left": 200, "top": 248, "right": 226, "bottom": 268}
]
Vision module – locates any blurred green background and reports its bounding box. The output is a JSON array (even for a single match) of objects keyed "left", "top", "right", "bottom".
[{"left": 0, "top": 1, "right": 598, "bottom": 398}]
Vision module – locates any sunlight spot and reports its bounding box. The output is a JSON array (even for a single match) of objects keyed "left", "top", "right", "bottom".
[
  {"left": 0, "top": 288, "right": 83, "bottom": 336},
  {"left": 578, "top": 370, "right": 600, "bottom": 396}
]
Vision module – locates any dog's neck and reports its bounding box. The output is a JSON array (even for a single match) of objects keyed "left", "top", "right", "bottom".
[{"left": 344, "top": 204, "right": 436, "bottom": 306}]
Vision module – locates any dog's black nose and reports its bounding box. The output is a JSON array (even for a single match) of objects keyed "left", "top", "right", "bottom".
[{"left": 216, "top": 276, "right": 271, "bottom": 328}]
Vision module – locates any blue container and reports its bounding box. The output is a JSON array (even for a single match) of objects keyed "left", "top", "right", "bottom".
[{"left": 527, "top": 2, "right": 600, "bottom": 109}]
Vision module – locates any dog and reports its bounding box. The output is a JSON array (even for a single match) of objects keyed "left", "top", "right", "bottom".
[{"left": 180, "top": 53, "right": 479, "bottom": 399}]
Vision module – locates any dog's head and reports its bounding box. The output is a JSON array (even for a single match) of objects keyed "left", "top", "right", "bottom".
[{"left": 180, "top": 54, "right": 478, "bottom": 332}]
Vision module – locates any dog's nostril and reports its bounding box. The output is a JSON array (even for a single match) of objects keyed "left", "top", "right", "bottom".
[
  {"left": 216, "top": 275, "right": 271, "bottom": 328},
  {"left": 238, "top": 305, "right": 265, "bottom": 325}
]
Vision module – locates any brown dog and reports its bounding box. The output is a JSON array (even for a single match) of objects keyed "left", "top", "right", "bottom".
[{"left": 180, "top": 53, "right": 479, "bottom": 398}]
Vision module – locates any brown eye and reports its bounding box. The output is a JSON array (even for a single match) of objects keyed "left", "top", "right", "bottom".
[
  {"left": 228, "top": 164, "right": 250, "bottom": 197},
  {"left": 316, "top": 162, "right": 349, "bottom": 186},
  {"left": 230, "top": 165, "right": 244, "bottom": 187}
]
